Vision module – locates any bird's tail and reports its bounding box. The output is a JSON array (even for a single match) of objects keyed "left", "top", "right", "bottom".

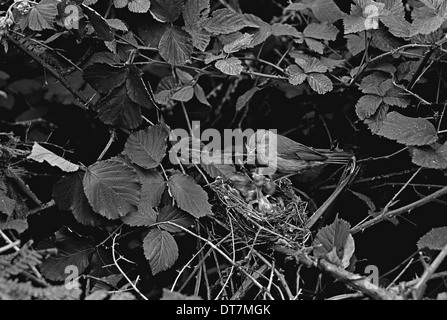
[{"left": 317, "top": 150, "right": 354, "bottom": 164}]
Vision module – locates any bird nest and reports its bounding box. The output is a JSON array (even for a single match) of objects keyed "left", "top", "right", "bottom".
[{"left": 209, "top": 176, "right": 312, "bottom": 249}]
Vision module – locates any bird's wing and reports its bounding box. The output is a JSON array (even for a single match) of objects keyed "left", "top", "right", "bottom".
[{"left": 277, "top": 135, "right": 328, "bottom": 161}]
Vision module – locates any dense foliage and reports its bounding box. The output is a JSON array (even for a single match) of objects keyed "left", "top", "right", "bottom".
[{"left": 1, "top": 0, "right": 447, "bottom": 300}]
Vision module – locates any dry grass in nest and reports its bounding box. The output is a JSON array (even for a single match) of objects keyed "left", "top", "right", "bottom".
[{"left": 209, "top": 177, "right": 312, "bottom": 250}]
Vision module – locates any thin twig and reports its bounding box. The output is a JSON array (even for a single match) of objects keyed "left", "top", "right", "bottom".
[
  {"left": 111, "top": 234, "right": 148, "bottom": 300},
  {"left": 0, "top": 240, "right": 21, "bottom": 254},
  {"left": 413, "top": 242, "right": 447, "bottom": 299}
]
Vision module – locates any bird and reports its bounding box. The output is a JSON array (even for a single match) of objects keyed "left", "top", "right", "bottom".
[{"left": 246, "top": 130, "right": 353, "bottom": 174}]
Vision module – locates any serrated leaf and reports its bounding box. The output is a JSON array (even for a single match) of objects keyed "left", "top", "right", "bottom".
[
  {"left": 40, "top": 232, "right": 95, "bottom": 281},
  {"left": 309, "top": 0, "right": 346, "bottom": 23},
  {"left": 223, "top": 33, "right": 253, "bottom": 53},
  {"left": 313, "top": 218, "right": 354, "bottom": 269},
  {"left": 150, "top": 0, "right": 183, "bottom": 22},
  {"left": 359, "top": 72, "right": 389, "bottom": 95},
  {"left": 168, "top": 174, "right": 213, "bottom": 218},
  {"left": 243, "top": 14, "right": 272, "bottom": 47},
  {"left": 138, "top": 169, "right": 167, "bottom": 208},
  {"left": 82, "top": 5, "right": 115, "bottom": 41},
  {"left": 301, "top": 57, "right": 328, "bottom": 74},
  {"left": 83, "top": 160, "right": 141, "bottom": 220},
  {"left": 27, "top": 0, "right": 58, "bottom": 31},
  {"left": 114, "top": 0, "right": 128, "bottom": 8},
  {"left": 83, "top": 63, "right": 129, "bottom": 95},
  {"left": 27, "top": 142, "right": 79, "bottom": 172},
  {"left": 286, "top": 65, "right": 306, "bottom": 86},
  {"left": 53, "top": 172, "right": 108, "bottom": 227},
  {"left": 346, "top": 34, "right": 366, "bottom": 56},
  {"left": 172, "top": 86, "right": 194, "bottom": 102},
  {"left": 0, "top": 219, "right": 28, "bottom": 233},
  {"left": 380, "top": 0, "right": 411, "bottom": 38},
  {"left": 410, "top": 142, "right": 447, "bottom": 169},
  {"left": 270, "top": 23, "right": 301, "bottom": 38},
  {"left": 383, "top": 96, "right": 410, "bottom": 108},
  {"left": 128, "top": 0, "right": 151, "bottom": 13},
  {"left": 377, "top": 112, "right": 438, "bottom": 146},
  {"left": 410, "top": 5, "right": 444, "bottom": 36},
  {"left": 365, "top": 103, "right": 389, "bottom": 133},
  {"left": 236, "top": 87, "right": 260, "bottom": 111},
  {"left": 106, "top": 18, "right": 128, "bottom": 31},
  {"left": 307, "top": 73, "right": 333, "bottom": 94},
  {"left": 126, "top": 65, "right": 153, "bottom": 109},
  {"left": 215, "top": 57, "right": 243, "bottom": 76},
  {"left": 320, "top": 57, "right": 345, "bottom": 71},
  {"left": 203, "top": 8, "right": 259, "bottom": 35},
  {"left": 157, "top": 205, "right": 194, "bottom": 233},
  {"left": 304, "top": 23, "right": 339, "bottom": 41},
  {"left": 356, "top": 95, "right": 383, "bottom": 120},
  {"left": 418, "top": 227, "right": 447, "bottom": 250},
  {"left": 159, "top": 26, "right": 193, "bottom": 66},
  {"left": 143, "top": 228, "right": 178, "bottom": 274},
  {"left": 154, "top": 76, "right": 178, "bottom": 105},
  {"left": 122, "top": 201, "right": 157, "bottom": 226},
  {"left": 182, "top": 0, "right": 210, "bottom": 51},
  {"left": 123, "top": 124, "right": 169, "bottom": 169},
  {"left": 94, "top": 85, "right": 143, "bottom": 129},
  {"left": 305, "top": 38, "right": 325, "bottom": 54}
]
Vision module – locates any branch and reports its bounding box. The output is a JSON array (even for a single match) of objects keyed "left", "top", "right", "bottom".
[{"left": 351, "top": 186, "right": 447, "bottom": 234}]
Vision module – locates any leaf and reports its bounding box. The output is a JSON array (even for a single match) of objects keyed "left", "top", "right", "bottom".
[
  {"left": 172, "top": 86, "right": 195, "bottom": 102},
  {"left": 303, "top": 23, "right": 339, "bottom": 41},
  {"left": 304, "top": 38, "right": 324, "bottom": 54},
  {"left": 223, "top": 33, "right": 253, "bottom": 53},
  {"left": 139, "top": 169, "right": 167, "bottom": 208},
  {"left": 161, "top": 289, "right": 202, "bottom": 300},
  {"left": 0, "top": 220, "right": 28, "bottom": 233},
  {"left": 307, "top": 73, "right": 333, "bottom": 94},
  {"left": 200, "top": 163, "right": 236, "bottom": 179},
  {"left": 194, "top": 85, "right": 210, "bottom": 106},
  {"left": 83, "top": 160, "right": 141, "bottom": 220},
  {"left": 203, "top": 8, "right": 259, "bottom": 35},
  {"left": 286, "top": 0, "right": 345, "bottom": 24},
  {"left": 0, "top": 194, "right": 15, "bottom": 217},
  {"left": 270, "top": 23, "right": 301, "bottom": 38},
  {"left": 128, "top": 0, "right": 151, "bottom": 13},
  {"left": 356, "top": 95, "right": 383, "bottom": 120},
  {"left": 126, "top": 65, "right": 153, "bottom": 109},
  {"left": 122, "top": 201, "right": 157, "bottom": 226},
  {"left": 379, "top": 0, "right": 411, "bottom": 38},
  {"left": 143, "top": 228, "right": 178, "bottom": 275},
  {"left": 410, "top": 5, "right": 444, "bottom": 36},
  {"left": 114, "top": 0, "right": 128, "bottom": 8},
  {"left": 168, "top": 174, "right": 213, "bottom": 218},
  {"left": 27, "top": 0, "right": 58, "bottom": 31},
  {"left": 359, "top": 72, "right": 389, "bottom": 95},
  {"left": 417, "top": 227, "right": 447, "bottom": 250},
  {"left": 343, "top": 0, "right": 386, "bottom": 35},
  {"left": 83, "top": 63, "right": 129, "bottom": 95},
  {"left": 410, "top": 142, "right": 447, "bottom": 169},
  {"left": 53, "top": 172, "right": 108, "bottom": 227},
  {"left": 154, "top": 76, "right": 178, "bottom": 105},
  {"left": 313, "top": 218, "right": 355, "bottom": 269},
  {"left": 94, "top": 85, "right": 142, "bottom": 130},
  {"left": 40, "top": 232, "right": 95, "bottom": 281},
  {"left": 159, "top": 26, "right": 193, "bottom": 66},
  {"left": 27, "top": 142, "right": 79, "bottom": 172},
  {"left": 82, "top": 5, "right": 115, "bottom": 41},
  {"left": 123, "top": 124, "right": 169, "bottom": 169},
  {"left": 286, "top": 65, "right": 306, "bottom": 86},
  {"left": 300, "top": 57, "right": 328, "bottom": 74},
  {"left": 351, "top": 191, "right": 376, "bottom": 212},
  {"left": 215, "top": 57, "right": 243, "bottom": 76},
  {"left": 182, "top": 0, "right": 211, "bottom": 51},
  {"left": 346, "top": 34, "right": 366, "bottom": 56},
  {"left": 377, "top": 112, "right": 438, "bottom": 146},
  {"left": 139, "top": 21, "right": 170, "bottom": 47},
  {"left": 365, "top": 103, "right": 389, "bottom": 133},
  {"left": 157, "top": 205, "right": 194, "bottom": 233},
  {"left": 236, "top": 87, "right": 260, "bottom": 111},
  {"left": 150, "top": 0, "right": 183, "bottom": 22},
  {"left": 320, "top": 57, "right": 345, "bottom": 71},
  {"left": 106, "top": 19, "right": 128, "bottom": 31}
]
